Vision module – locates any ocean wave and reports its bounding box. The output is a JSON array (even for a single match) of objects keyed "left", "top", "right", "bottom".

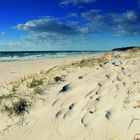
[{"left": 0, "top": 51, "right": 105, "bottom": 62}]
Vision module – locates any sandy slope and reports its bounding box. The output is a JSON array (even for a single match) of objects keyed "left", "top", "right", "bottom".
[{"left": 0, "top": 50, "right": 140, "bottom": 140}]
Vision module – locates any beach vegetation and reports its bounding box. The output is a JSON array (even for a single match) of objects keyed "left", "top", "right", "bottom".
[
  {"left": 30, "top": 78, "right": 43, "bottom": 88},
  {"left": 34, "top": 86, "right": 44, "bottom": 95},
  {"left": 1, "top": 97, "right": 30, "bottom": 117}
]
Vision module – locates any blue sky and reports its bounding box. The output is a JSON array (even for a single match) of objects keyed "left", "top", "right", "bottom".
[{"left": 0, "top": 0, "right": 140, "bottom": 51}]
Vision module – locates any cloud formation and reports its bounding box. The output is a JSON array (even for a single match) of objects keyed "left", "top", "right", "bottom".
[
  {"left": 16, "top": 17, "right": 88, "bottom": 45},
  {"left": 16, "top": 17, "right": 81, "bottom": 36},
  {"left": 81, "top": 9, "right": 101, "bottom": 20},
  {"left": 66, "top": 12, "right": 79, "bottom": 18},
  {"left": 81, "top": 10, "right": 140, "bottom": 36},
  {"left": 109, "top": 11, "right": 140, "bottom": 36},
  {"left": 16, "top": 10, "right": 140, "bottom": 45},
  {"left": 60, "top": 0, "right": 96, "bottom": 5}
]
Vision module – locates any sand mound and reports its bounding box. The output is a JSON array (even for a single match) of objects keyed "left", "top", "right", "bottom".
[{"left": 0, "top": 49, "right": 140, "bottom": 140}]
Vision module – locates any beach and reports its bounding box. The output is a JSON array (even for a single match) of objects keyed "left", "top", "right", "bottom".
[
  {"left": 0, "top": 48, "right": 140, "bottom": 140},
  {"left": 0, "top": 55, "right": 94, "bottom": 85}
]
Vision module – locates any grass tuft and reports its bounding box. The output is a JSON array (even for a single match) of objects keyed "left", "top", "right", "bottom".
[
  {"left": 1, "top": 98, "right": 30, "bottom": 117},
  {"left": 30, "top": 78, "right": 43, "bottom": 88}
]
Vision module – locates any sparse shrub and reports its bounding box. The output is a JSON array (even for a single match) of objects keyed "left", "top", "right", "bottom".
[
  {"left": 13, "top": 99, "right": 30, "bottom": 115},
  {"left": 11, "top": 84, "right": 19, "bottom": 92},
  {"left": 34, "top": 86, "right": 44, "bottom": 95},
  {"left": 70, "top": 56, "right": 107, "bottom": 68},
  {"left": 2, "top": 105, "right": 13, "bottom": 116},
  {"left": 30, "top": 78, "right": 43, "bottom": 88},
  {"left": 54, "top": 76, "right": 63, "bottom": 82},
  {"left": 2, "top": 99, "right": 30, "bottom": 116}
]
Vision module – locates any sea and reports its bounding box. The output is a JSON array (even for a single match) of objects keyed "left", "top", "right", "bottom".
[{"left": 0, "top": 51, "right": 106, "bottom": 62}]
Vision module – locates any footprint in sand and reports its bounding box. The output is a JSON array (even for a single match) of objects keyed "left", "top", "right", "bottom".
[
  {"left": 81, "top": 110, "right": 96, "bottom": 127},
  {"left": 52, "top": 99, "right": 60, "bottom": 107},
  {"left": 81, "top": 116, "right": 87, "bottom": 127},
  {"left": 95, "top": 96, "right": 100, "bottom": 102},
  {"left": 116, "top": 84, "right": 119, "bottom": 90},
  {"left": 62, "top": 103, "right": 75, "bottom": 120},
  {"left": 105, "top": 74, "right": 111, "bottom": 79},
  {"left": 117, "top": 76, "right": 121, "bottom": 81},
  {"left": 54, "top": 76, "right": 64, "bottom": 82},
  {"left": 98, "top": 82, "right": 102, "bottom": 87},
  {"left": 112, "top": 61, "right": 122, "bottom": 67},
  {"left": 105, "top": 74, "right": 118, "bottom": 83},
  {"left": 55, "top": 110, "right": 64, "bottom": 119},
  {"left": 59, "top": 84, "right": 71, "bottom": 93},
  {"left": 69, "top": 103, "right": 75, "bottom": 110},
  {"left": 78, "top": 76, "right": 83, "bottom": 79},
  {"left": 95, "top": 88, "right": 101, "bottom": 95},
  {"left": 85, "top": 89, "right": 94, "bottom": 98},
  {"left": 121, "top": 66, "right": 125, "bottom": 70},
  {"left": 87, "top": 107, "right": 96, "bottom": 114},
  {"left": 123, "top": 82, "right": 126, "bottom": 86},
  {"left": 105, "top": 110, "right": 111, "bottom": 120}
]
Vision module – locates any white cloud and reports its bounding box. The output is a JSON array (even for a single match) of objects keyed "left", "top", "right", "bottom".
[
  {"left": 16, "top": 17, "right": 89, "bottom": 46},
  {"left": 60, "top": 0, "right": 97, "bottom": 5},
  {"left": 15, "top": 10, "right": 140, "bottom": 47},
  {"left": 80, "top": 10, "right": 140, "bottom": 36},
  {"left": 67, "top": 12, "right": 79, "bottom": 18},
  {"left": 0, "top": 32, "right": 6, "bottom": 35},
  {"left": 16, "top": 17, "right": 81, "bottom": 35}
]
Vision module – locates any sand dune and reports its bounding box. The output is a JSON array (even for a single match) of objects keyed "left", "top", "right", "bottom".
[{"left": 0, "top": 48, "right": 140, "bottom": 140}]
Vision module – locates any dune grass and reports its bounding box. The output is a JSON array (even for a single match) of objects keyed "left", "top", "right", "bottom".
[
  {"left": 70, "top": 56, "right": 108, "bottom": 67},
  {"left": 0, "top": 66, "right": 65, "bottom": 118}
]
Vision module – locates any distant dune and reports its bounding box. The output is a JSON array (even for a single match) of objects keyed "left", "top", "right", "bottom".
[{"left": 112, "top": 46, "right": 140, "bottom": 51}]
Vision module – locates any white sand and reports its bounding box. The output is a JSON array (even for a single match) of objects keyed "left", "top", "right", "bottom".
[
  {"left": 0, "top": 50, "right": 140, "bottom": 140},
  {"left": 0, "top": 55, "right": 92, "bottom": 84}
]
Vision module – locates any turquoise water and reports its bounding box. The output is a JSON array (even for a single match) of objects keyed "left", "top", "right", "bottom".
[{"left": 0, "top": 51, "right": 106, "bottom": 62}]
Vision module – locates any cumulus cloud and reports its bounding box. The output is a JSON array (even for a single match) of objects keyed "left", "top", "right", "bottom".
[
  {"left": 16, "top": 17, "right": 81, "bottom": 35},
  {"left": 16, "top": 17, "right": 89, "bottom": 45},
  {"left": 60, "top": 0, "right": 97, "bottom": 6}
]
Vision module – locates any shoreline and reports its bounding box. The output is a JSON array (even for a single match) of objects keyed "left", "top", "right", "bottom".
[
  {"left": 0, "top": 54, "right": 99, "bottom": 85},
  {"left": 0, "top": 51, "right": 105, "bottom": 63}
]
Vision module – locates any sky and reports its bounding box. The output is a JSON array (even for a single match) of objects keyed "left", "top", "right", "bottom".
[{"left": 0, "top": 0, "right": 140, "bottom": 51}]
